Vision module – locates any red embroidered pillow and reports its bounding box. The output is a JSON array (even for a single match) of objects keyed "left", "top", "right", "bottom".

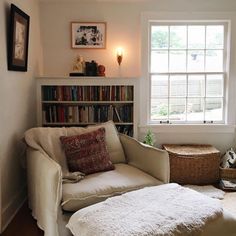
[{"left": 60, "top": 127, "right": 114, "bottom": 175}]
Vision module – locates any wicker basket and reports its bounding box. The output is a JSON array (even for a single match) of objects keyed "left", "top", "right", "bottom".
[
  {"left": 163, "top": 144, "right": 220, "bottom": 185},
  {"left": 220, "top": 167, "right": 236, "bottom": 180}
]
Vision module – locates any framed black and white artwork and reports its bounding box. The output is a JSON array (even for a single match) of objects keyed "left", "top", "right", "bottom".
[
  {"left": 8, "top": 4, "right": 30, "bottom": 71},
  {"left": 71, "top": 22, "right": 106, "bottom": 49}
]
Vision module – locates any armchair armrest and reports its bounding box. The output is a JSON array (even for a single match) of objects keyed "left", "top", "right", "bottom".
[
  {"left": 119, "top": 134, "right": 170, "bottom": 183},
  {"left": 27, "top": 148, "right": 62, "bottom": 236}
]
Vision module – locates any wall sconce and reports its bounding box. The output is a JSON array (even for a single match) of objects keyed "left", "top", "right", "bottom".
[{"left": 116, "top": 47, "right": 123, "bottom": 66}]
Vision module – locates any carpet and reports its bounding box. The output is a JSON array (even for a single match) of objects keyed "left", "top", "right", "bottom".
[
  {"left": 185, "top": 185, "right": 225, "bottom": 199},
  {"left": 185, "top": 185, "right": 236, "bottom": 218},
  {"left": 222, "top": 192, "right": 236, "bottom": 217}
]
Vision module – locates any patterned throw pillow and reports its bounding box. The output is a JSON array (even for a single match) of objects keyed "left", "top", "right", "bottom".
[
  {"left": 60, "top": 128, "right": 114, "bottom": 174},
  {"left": 221, "top": 148, "right": 236, "bottom": 168}
]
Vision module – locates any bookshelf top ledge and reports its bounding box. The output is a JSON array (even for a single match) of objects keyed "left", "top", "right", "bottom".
[{"left": 36, "top": 76, "right": 140, "bottom": 80}]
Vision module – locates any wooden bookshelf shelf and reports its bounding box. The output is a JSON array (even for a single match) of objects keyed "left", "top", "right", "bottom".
[
  {"left": 42, "top": 101, "right": 134, "bottom": 104},
  {"left": 42, "top": 122, "right": 134, "bottom": 126},
  {"left": 37, "top": 77, "right": 138, "bottom": 137}
]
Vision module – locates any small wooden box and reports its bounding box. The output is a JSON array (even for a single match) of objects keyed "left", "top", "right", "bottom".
[{"left": 163, "top": 144, "right": 220, "bottom": 185}]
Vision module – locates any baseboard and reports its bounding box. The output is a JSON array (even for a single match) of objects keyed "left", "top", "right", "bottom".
[{"left": 1, "top": 185, "right": 27, "bottom": 233}]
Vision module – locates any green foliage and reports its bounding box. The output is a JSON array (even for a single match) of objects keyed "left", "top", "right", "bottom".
[
  {"left": 151, "top": 31, "right": 182, "bottom": 49},
  {"left": 159, "top": 104, "right": 168, "bottom": 116},
  {"left": 143, "top": 130, "right": 155, "bottom": 146},
  {"left": 151, "top": 31, "right": 168, "bottom": 48}
]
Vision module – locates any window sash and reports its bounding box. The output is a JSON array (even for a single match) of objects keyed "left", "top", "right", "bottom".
[{"left": 150, "top": 72, "right": 225, "bottom": 123}]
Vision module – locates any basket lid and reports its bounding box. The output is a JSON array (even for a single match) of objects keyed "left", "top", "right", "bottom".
[{"left": 162, "top": 144, "right": 220, "bottom": 156}]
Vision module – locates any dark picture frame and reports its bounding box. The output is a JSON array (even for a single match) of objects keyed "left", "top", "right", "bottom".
[
  {"left": 8, "top": 4, "right": 30, "bottom": 71},
  {"left": 71, "top": 22, "right": 106, "bottom": 49}
]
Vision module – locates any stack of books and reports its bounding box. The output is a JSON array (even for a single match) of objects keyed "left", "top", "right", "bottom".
[{"left": 220, "top": 179, "right": 236, "bottom": 190}]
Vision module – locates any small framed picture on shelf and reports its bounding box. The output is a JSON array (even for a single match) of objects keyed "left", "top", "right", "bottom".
[
  {"left": 71, "top": 22, "right": 106, "bottom": 49},
  {"left": 8, "top": 4, "right": 30, "bottom": 71}
]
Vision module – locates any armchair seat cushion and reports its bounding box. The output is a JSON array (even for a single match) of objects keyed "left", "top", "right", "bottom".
[{"left": 61, "top": 163, "right": 162, "bottom": 212}]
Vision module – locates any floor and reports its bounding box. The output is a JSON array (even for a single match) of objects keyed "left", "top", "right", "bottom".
[
  {"left": 222, "top": 191, "right": 236, "bottom": 216},
  {"left": 1, "top": 202, "right": 43, "bottom": 236},
  {"left": 1, "top": 192, "right": 236, "bottom": 236}
]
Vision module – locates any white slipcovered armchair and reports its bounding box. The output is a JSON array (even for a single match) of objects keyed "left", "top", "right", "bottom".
[{"left": 24, "top": 121, "right": 170, "bottom": 236}]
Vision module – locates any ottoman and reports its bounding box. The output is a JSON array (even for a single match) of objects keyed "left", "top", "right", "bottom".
[{"left": 163, "top": 144, "right": 220, "bottom": 185}]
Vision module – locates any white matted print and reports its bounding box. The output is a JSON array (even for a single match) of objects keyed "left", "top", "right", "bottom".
[{"left": 71, "top": 22, "right": 106, "bottom": 49}]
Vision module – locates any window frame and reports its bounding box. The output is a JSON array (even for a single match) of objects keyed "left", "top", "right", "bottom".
[{"left": 147, "top": 21, "right": 229, "bottom": 125}]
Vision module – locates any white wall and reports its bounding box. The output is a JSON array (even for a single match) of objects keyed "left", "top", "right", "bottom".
[
  {"left": 0, "top": 0, "right": 43, "bottom": 232},
  {"left": 40, "top": 0, "right": 236, "bottom": 77},
  {"left": 39, "top": 1, "right": 142, "bottom": 77},
  {"left": 39, "top": 0, "right": 236, "bottom": 153},
  {"left": 139, "top": 126, "right": 236, "bottom": 154},
  {"left": 139, "top": 11, "right": 236, "bottom": 153}
]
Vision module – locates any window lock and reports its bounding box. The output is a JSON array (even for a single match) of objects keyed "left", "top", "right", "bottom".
[
  {"left": 160, "top": 120, "right": 170, "bottom": 124},
  {"left": 204, "top": 120, "right": 213, "bottom": 124}
]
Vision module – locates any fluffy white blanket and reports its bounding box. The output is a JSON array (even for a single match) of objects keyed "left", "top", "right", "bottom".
[{"left": 67, "top": 183, "right": 223, "bottom": 236}]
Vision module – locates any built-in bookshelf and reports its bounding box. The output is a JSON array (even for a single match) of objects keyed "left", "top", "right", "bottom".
[{"left": 36, "top": 77, "right": 138, "bottom": 137}]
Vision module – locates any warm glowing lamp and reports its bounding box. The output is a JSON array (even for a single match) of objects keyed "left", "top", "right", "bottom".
[{"left": 116, "top": 47, "right": 123, "bottom": 66}]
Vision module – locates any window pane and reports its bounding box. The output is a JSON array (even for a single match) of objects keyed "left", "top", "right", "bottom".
[
  {"left": 170, "top": 75, "right": 186, "bottom": 97},
  {"left": 151, "top": 75, "right": 168, "bottom": 97},
  {"left": 188, "top": 26, "right": 205, "bottom": 49},
  {"left": 151, "top": 26, "right": 168, "bottom": 49},
  {"left": 205, "top": 98, "right": 223, "bottom": 121},
  {"left": 151, "top": 99, "right": 168, "bottom": 120},
  {"left": 151, "top": 51, "right": 168, "bottom": 72},
  {"left": 205, "top": 50, "right": 223, "bottom": 72},
  {"left": 169, "top": 98, "right": 186, "bottom": 121},
  {"left": 187, "top": 98, "right": 204, "bottom": 121},
  {"left": 170, "top": 26, "right": 187, "bottom": 49},
  {"left": 206, "top": 25, "right": 224, "bottom": 49},
  {"left": 187, "top": 50, "right": 204, "bottom": 72},
  {"left": 188, "top": 75, "right": 205, "bottom": 97},
  {"left": 169, "top": 50, "right": 186, "bottom": 72},
  {"left": 206, "top": 74, "right": 224, "bottom": 97}
]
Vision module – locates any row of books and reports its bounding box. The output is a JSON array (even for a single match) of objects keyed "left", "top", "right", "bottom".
[
  {"left": 42, "top": 105, "right": 133, "bottom": 123},
  {"left": 116, "top": 125, "right": 133, "bottom": 137},
  {"left": 42, "top": 85, "right": 134, "bottom": 102}
]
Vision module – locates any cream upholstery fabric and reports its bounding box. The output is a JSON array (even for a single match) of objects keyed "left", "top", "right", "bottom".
[
  {"left": 27, "top": 148, "right": 62, "bottom": 236},
  {"left": 62, "top": 163, "right": 162, "bottom": 211},
  {"left": 201, "top": 210, "right": 236, "bottom": 236},
  {"left": 119, "top": 133, "right": 170, "bottom": 183},
  {"left": 24, "top": 121, "right": 126, "bottom": 176},
  {"left": 25, "top": 128, "right": 170, "bottom": 236},
  {"left": 24, "top": 127, "right": 68, "bottom": 173}
]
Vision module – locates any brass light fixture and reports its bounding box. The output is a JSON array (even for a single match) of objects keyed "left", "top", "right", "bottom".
[{"left": 116, "top": 47, "right": 123, "bottom": 66}]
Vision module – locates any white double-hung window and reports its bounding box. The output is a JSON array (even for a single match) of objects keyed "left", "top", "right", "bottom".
[{"left": 149, "top": 22, "right": 227, "bottom": 124}]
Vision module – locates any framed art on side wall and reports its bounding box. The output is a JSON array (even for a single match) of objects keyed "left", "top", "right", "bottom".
[
  {"left": 71, "top": 22, "right": 106, "bottom": 49},
  {"left": 8, "top": 4, "right": 30, "bottom": 71}
]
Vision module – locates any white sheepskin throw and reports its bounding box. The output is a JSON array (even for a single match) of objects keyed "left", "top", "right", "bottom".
[{"left": 67, "top": 183, "right": 223, "bottom": 236}]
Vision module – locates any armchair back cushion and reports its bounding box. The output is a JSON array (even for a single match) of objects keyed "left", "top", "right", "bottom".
[
  {"left": 67, "top": 121, "right": 126, "bottom": 164},
  {"left": 24, "top": 121, "right": 126, "bottom": 174},
  {"left": 60, "top": 128, "right": 114, "bottom": 174}
]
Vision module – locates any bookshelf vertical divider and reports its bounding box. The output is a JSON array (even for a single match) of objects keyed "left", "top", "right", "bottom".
[{"left": 36, "top": 77, "right": 138, "bottom": 138}]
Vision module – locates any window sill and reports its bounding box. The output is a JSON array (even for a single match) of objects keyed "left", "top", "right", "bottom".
[{"left": 138, "top": 124, "right": 235, "bottom": 134}]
